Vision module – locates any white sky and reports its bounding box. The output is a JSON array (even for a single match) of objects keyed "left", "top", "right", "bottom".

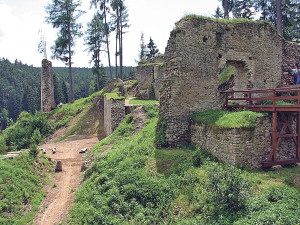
[{"left": 0, "top": 0, "right": 221, "bottom": 68}]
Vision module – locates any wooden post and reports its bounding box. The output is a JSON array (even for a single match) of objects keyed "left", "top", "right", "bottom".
[
  {"left": 272, "top": 89, "right": 276, "bottom": 111},
  {"left": 297, "top": 112, "right": 300, "bottom": 159},
  {"left": 272, "top": 112, "right": 277, "bottom": 161}
]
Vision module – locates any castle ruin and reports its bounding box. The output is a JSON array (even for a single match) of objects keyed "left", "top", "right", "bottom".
[
  {"left": 41, "top": 59, "right": 56, "bottom": 112},
  {"left": 159, "top": 17, "right": 300, "bottom": 148}
]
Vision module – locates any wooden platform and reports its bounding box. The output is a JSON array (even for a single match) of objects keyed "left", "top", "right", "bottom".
[{"left": 221, "top": 87, "right": 300, "bottom": 167}]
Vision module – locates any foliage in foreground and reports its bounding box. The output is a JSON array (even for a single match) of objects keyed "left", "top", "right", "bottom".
[
  {"left": 70, "top": 110, "right": 300, "bottom": 224},
  {"left": 0, "top": 111, "right": 53, "bottom": 152},
  {"left": 0, "top": 154, "right": 53, "bottom": 224}
]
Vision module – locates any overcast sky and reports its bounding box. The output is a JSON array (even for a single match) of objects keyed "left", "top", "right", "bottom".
[{"left": 0, "top": 0, "right": 221, "bottom": 68}]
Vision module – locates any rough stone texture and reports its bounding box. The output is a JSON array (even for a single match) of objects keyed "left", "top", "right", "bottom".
[
  {"left": 41, "top": 59, "right": 56, "bottom": 112},
  {"left": 104, "top": 96, "right": 125, "bottom": 136},
  {"left": 160, "top": 18, "right": 290, "bottom": 146},
  {"left": 135, "top": 57, "right": 164, "bottom": 100},
  {"left": 191, "top": 115, "right": 297, "bottom": 168},
  {"left": 281, "top": 42, "right": 300, "bottom": 85}
]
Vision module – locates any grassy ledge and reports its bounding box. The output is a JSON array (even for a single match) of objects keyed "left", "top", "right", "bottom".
[{"left": 191, "top": 109, "right": 265, "bottom": 128}]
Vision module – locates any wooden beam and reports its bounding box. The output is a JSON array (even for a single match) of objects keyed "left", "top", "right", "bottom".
[{"left": 262, "top": 158, "right": 300, "bottom": 167}]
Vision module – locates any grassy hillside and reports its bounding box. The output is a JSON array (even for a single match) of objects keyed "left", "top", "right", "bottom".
[
  {"left": 69, "top": 106, "right": 300, "bottom": 224},
  {"left": 0, "top": 154, "right": 54, "bottom": 224}
]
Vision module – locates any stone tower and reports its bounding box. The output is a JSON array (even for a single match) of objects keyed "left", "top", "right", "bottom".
[{"left": 41, "top": 59, "right": 56, "bottom": 112}]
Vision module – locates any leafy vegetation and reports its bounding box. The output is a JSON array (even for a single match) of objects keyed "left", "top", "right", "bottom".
[
  {"left": 0, "top": 154, "right": 53, "bottom": 224},
  {"left": 70, "top": 108, "right": 300, "bottom": 224},
  {"left": 0, "top": 58, "right": 134, "bottom": 123},
  {"left": 191, "top": 109, "right": 265, "bottom": 128},
  {"left": 0, "top": 111, "right": 53, "bottom": 152},
  {"left": 219, "top": 65, "right": 235, "bottom": 85}
]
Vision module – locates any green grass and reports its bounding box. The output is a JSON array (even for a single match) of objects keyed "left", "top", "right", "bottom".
[
  {"left": 0, "top": 154, "right": 53, "bottom": 224},
  {"left": 69, "top": 109, "right": 300, "bottom": 224},
  {"left": 256, "top": 100, "right": 295, "bottom": 106},
  {"left": 49, "top": 90, "right": 104, "bottom": 129},
  {"left": 191, "top": 109, "right": 265, "bottom": 128},
  {"left": 129, "top": 98, "right": 159, "bottom": 105},
  {"left": 219, "top": 65, "right": 235, "bottom": 85}
]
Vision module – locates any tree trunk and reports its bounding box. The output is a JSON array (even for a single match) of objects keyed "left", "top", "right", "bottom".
[
  {"left": 119, "top": 10, "right": 123, "bottom": 80},
  {"left": 67, "top": 11, "right": 73, "bottom": 103},
  {"left": 223, "top": 0, "right": 229, "bottom": 19},
  {"left": 115, "top": 6, "right": 119, "bottom": 79},
  {"left": 115, "top": 32, "right": 118, "bottom": 79},
  {"left": 276, "top": 0, "right": 283, "bottom": 35},
  {"left": 103, "top": 4, "right": 112, "bottom": 80},
  {"left": 96, "top": 51, "right": 100, "bottom": 91}
]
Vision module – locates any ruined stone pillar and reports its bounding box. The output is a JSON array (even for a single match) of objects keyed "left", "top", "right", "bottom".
[{"left": 41, "top": 59, "right": 56, "bottom": 112}]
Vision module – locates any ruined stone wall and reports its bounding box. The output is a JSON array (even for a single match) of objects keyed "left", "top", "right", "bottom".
[
  {"left": 191, "top": 115, "right": 296, "bottom": 168},
  {"left": 104, "top": 96, "right": 125, "bottom": 136},
  {"left": 135, "top": 57, "right": 164, "bottom": 100},
  {"left": 281, "top": 42, "right": 300, "bottom": 85},
  {"left": 41, "top": 59, "right": 56, "bottom": 112},
  {"left": 160, "top": 18, "right": 284, "bottom": 146}
]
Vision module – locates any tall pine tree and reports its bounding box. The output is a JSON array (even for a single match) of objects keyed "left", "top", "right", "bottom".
[
  {"left": 85, "top": 12, "right": 105, "bottom": 91},
  {"left": 46, "top": 0, "right": 83, "bottom": 102},
  {"left": 146, "top": 37, "right": 159, "bottom": 59}
]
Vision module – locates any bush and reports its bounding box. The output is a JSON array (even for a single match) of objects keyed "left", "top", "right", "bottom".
[
  {"left": 205, "top": 163, "right": 250, "bottom": 222},
  {"left": 154, "top": 119, "right": 168, "bottom": 148},
  {"left": 2, "top": 111, "right": 53, "bottom": 151},
  {"left": 0, "top": 136, "right": 7, "bottom": 154},
  {"left": 235, "top": 186, "right": 300, "bottom": 224}
]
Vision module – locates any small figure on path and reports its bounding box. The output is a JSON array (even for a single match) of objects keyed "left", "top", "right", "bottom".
[
  {"left": 79, "top": 148, "right": 88, "bottom": 154},
  {"left": 52, "top": 148, "right": 56, "bottom": 154},
  {"left": 292, "top": 63, "right": 300, "bottom": 84},
  {"left": 42, "top": 148, "right": 46, "bottom": 154}
]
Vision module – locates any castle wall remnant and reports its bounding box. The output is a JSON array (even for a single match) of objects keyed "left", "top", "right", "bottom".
[
  {"left": 191, "top": 115, "right": 296, "bottom": 168},
  {"left": 135, "top": 57, "right": 164, "bottom": 100},
  {"left": 41, "top": 59, "right": 56, "bottom": 112},
  {"left": 103, "top": 95, "right": 125, "bottom": 136},
  {"left": 159, "top": 17, "right": 286, "bottom": 146}
]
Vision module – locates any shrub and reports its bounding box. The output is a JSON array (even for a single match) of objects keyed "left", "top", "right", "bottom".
[
  {"left": 2, "top": 111, "right": 53, "bottom": 151},
  {"left": 205, "top": 163, "right": 250, "bottom": 221},
  {"left": 235, "top": 186, "right": 300, "bottom": 224},
  {"left": 142, "top": 104, "right": 159, "bottom": 118},
  {"left": 154, "top": 119, "right": 168, "bottom": 148}
]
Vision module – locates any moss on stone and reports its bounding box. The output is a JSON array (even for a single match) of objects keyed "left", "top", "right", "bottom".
[
  {"left": 219, "top": 65, "right": 235, "bottom": 85},
  {"left": 171, "top": 14, "right": 275, "bottom": 36}
]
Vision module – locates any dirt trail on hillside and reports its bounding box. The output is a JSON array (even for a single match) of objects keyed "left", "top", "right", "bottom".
[{"left": 34, "top": 135, "right": 99, "bottom": 225}]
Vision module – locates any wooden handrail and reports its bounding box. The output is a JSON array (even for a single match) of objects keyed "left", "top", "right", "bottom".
[{"left": 221, "top": 87, "right": 300, "bottom": 112}]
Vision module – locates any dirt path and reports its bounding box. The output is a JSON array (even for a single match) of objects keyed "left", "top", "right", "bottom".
[{"left": 34, "top": 135, "right": 99, "bottom": 225}]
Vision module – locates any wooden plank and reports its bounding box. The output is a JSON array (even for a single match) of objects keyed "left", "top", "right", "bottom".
[{"left": 262, "top": 158, "right": 300, "bottom": 167}]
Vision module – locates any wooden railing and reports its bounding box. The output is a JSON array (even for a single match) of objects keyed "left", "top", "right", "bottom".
[
  {"left": 221, "top": 87, "right": 300, "bottom": 112},
  {"left": 221, "top": 86, "right": 300, "bottom": 167}
]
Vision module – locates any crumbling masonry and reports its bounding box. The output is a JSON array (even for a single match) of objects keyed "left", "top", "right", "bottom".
[
  {"left": 41, "top": 59, "right": 56, "bottom": 112},
  {"left": 158, "top": 17, "right": 300, "bottom": 167}
]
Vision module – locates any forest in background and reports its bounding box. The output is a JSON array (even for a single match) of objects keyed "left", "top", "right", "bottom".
[{"left": 0, "top": 58, "right": 135, "bottom": 125}]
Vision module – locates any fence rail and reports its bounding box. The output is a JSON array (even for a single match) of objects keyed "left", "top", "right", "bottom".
[{"left": 221, "top": 87, "right": 300, "bottom": 112}]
